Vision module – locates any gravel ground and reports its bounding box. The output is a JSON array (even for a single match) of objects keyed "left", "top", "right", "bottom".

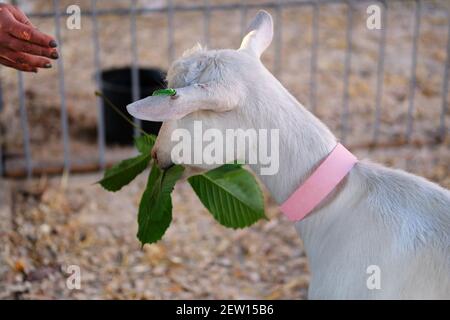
[{"left": 1, "top": 173, "right": 308, "bottom": 299}]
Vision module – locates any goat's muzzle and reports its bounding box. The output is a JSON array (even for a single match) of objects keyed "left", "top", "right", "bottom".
[{"left": 151, "top": 147, "right": 173, "bottom": 170}]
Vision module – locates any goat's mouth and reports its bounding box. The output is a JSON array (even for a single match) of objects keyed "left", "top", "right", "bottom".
[
  {"left": 159, "top": 162, "right": 174, "bottom": 171},
  {"left": 152, "top": 149, "right": 174, "bottom": 171}
]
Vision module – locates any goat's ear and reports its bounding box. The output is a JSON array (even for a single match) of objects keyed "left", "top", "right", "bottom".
[
  {"left": 239, "top": 10, "right": 273, "bottom": 58},
  {"left": 127, "top": 83, "right": 237, "bottom": 121}
]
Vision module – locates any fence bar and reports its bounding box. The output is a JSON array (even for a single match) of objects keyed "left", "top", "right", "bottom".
[
  {"left": 274, "top": 0, "right": 283, "bottom": 77},
  {"left": 405, "top": 0, "right": 421, "bottom": 142},
  {"left": 439, "top": 7, "right": 450, "bottom": 141},
  {"left": 203, "top": 0, "right": 211, "bottom": 46},
  {"left": 28, "top": 0, "right": 412, "bottom": 18},
  {"left": 0, "top": 78, "right": 3, "bottom": 176},
  {"left": 167, "top": 0, "right": 175, "bottom": 64},
  {"left": 130, "top": 0, "right": 142, "bottom": 137},
  {"left": 18, "top": 72, "right": 32, "bottom": 178},
  {"left": 341, "top": 1, "right": 353, "bottom": 143},
  {"left": 240, "top": 0, "right": 248, "bottom": 39},
  {"left": 53, "top": 0, "right": 71, "bottom": 173},
  {"left": 91, "top": 0, "right": 105, "bottom": 169},
  {"left": 372, "top": 0, "right": 388, "bottom": 143},
  {"left": 6, "top": 136, "right": 430, "bottom": 178},
  {"left": 309, "top": 0, "right": 319, "bottom": 113}
]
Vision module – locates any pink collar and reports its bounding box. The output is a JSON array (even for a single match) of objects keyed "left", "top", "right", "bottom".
[{"left": 280, "top": 143, "right": 358, "bottom": 222}]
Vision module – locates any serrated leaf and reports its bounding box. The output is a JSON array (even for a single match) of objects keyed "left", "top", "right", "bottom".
[
  {"left": 137, "top": 163, "right": 185, "bottom": 245},
  {"left": 134, "top": 134, "right": 156, "bottom": 155},
  {"left": 99, "top": 153, "right": 151, "bottom": 192},
  {"left": 188, "top": 164, "right": 265, "bottom": 229}
]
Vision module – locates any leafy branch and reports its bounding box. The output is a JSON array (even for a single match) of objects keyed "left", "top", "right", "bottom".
[{"left": 96, "top": 92, "right": 266, "bottom": 245}]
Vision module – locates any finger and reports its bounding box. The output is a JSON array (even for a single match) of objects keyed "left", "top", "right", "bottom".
[
  {"left": 10, "top": 5, "right": 35, "bottom": 27},
  {"left": 8, "top": 22, "right": 57, "bottom": 48},
  {"left": 6, "top": 35, "right": 58, "bottom": 59},
  {"left": 0, "top": 57, "right": 37, "bottom": 72},
  {"left": 0, "top": 50, "right": 51, "bottom": 68}
]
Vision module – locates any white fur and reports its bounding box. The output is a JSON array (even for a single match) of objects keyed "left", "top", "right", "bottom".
[{"left": 128, "top": 10, "right": 450, "bottom": 299}]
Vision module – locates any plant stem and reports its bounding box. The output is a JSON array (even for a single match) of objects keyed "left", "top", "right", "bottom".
[{"left": 95, "top": 91, "right": 148, "bottom": 136}]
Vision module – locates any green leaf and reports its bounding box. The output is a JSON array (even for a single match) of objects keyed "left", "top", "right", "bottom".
[
  {"left": 188, "top": 164, "right": 265, "bottom": 229},
  {"left": 134, "top": 134, "right": 156, "bottom": 155},
  {"left": 137, "top": 163, "right": 185, "bottom": 245},
  {"left": 98, "top": 134, "right": 155, "bottom": 192},
  {"left": 99, "top": 153, "right": 151, "bottom": 192},
  {"left": 152, "top": 88, "right": 177, "bottom": 96}
]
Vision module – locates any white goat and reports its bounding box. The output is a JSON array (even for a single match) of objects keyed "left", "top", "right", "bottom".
[{"left": 127, "top": 11, "right": 450, "bottom": 299}]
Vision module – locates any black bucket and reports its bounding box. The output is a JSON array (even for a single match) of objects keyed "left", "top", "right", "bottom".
[{"left": 100, "top": 67, "right": 166, "bottom": 145}]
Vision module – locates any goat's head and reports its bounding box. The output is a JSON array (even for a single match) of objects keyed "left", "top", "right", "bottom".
[{"left": 127, "top": 10, "right": 276, "bottom": 171}]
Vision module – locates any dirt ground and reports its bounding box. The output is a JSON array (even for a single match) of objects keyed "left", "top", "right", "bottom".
[
  {"left": 0, "top": 0, "right": 449, "bottom": 299},
  {"left": 0, "top": 173, "right": 310, "bottom": 299}
]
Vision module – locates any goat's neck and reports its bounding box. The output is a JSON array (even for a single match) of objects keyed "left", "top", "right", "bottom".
[
  {"left": 248, "top": 78, "right": 346, "bottom": 254},
  {"left": 248, "top": 81, "right": 337, "bottom": 204}
]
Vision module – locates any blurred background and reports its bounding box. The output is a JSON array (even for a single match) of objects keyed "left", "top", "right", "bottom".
[{"left": 0, "top": 0, "right": 449, "bottom": 299}]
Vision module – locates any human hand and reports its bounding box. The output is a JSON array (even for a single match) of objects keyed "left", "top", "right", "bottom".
[{"left": 0, "top": 3, "right": 59, "bottom": 72}]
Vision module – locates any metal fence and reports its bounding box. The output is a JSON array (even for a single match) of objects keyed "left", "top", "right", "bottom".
[{"left": 0, "top": 0, "right": 449, "bottom": 178}]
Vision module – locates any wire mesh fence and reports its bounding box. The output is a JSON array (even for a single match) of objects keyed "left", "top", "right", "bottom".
[{"left": 0, "top": 0, "right": 449, "bottom": 178}]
